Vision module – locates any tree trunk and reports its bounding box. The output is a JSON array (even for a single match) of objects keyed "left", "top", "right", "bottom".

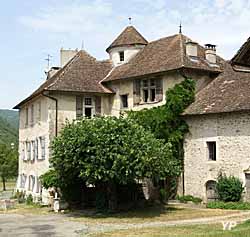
[
  {"left": 107, "top": 181, "right": 117, "bottom": 211},
  {"left": 2, "top": 176, "right": 6, "bottom": 191}
]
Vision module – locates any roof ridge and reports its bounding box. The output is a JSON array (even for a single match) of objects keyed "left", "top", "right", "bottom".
[
  {"left": 46, "top": 51, "right": 81, "bottom": 90},
  {"left": 179, "top": 34, "right": 185, "bottom": 67}
]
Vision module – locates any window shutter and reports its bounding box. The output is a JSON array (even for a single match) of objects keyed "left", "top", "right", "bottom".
[
  {"left": 133, "top": 80, "right": 141, "bottom": 105},
  {"left": 76, "top": 96, "right": 83, "bottom": 119},
  {"left": 95, "top": 96, "right": 102, "bottom": 116},
  {"left": 155, "top": 78, "right": 163, "bottom": 102}
]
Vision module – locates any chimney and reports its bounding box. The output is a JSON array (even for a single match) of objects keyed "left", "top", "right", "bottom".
[
  {"left": 60, "top": 48, "right": 78, "bottom": 67},
  {"left": 186, "top": 41, "right": 198, "bottom": 57},
  {"left": 205, "top": 44, "right": 216, "bottom": 64}
]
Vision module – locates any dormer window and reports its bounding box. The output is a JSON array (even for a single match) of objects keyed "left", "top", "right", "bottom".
[{"left": 119, "top": 51, "right": 124, "bottom": 62}]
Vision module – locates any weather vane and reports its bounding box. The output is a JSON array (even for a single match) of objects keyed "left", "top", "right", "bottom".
[
  {"left": 45, "top": 54, "right": 52, "bottom": 69},
  {"left": 128, "top": 17, "right": 132, "bottom": 25},
  {"left": 179, "top": 21, "right": 182, "bottom": 34}
]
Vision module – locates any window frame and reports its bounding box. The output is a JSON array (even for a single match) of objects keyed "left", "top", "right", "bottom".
[
  {"left": 207, "top": 141, "right": 216, "bottom": 161},
  {"left": 119, "top": 51, "right": 125, "bottom": 62},
  {"left": 83, "top": 97, "right": 95, "bottom": 118},
  {"left": 141, "top": 79, "right": 157, "bottom": 103},
  {"left": 120, "top": 94, "right": 129, "bottom": 109}
]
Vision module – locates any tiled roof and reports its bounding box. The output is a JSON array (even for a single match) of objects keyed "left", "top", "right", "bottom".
[
  {"left": 184, "top": 62, "right": 250, "bottom": 115},
  {"left": 106, "top": 26, "right": 148, "bottom": 52},
  {"left": 103, "top": 34, "right": 224, "bottom": 82},
  {"left": 14, "top": 50, "right": 113, "bottom": 109},
  {"left": 231, "top": 37, "right": 250, "bottom": 67}
]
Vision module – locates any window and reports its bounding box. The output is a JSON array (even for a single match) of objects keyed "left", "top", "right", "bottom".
[
  {"left": 141, "top": 79, "right": 156, "bottom": 103},
  {"left": 120, "top": 94, "right": 128, "bottom": 108},
  {"left": 119, "top": 51, "right": 124, "bottom": 62},
  {"left": 40, "top": 137, "right": 46, "bottom": 160},
  {"left": 84, "top": 97, "right": 95, "bottom": 118},
  {"left": 25, "top": 107, "right": 29, "bottom": 126},
  {"left": 207, "top": 142, "right": 216, "bottom": 161},
  {"left": 30, "top": 104, "right": 34, "bottom": 125},
  {"left": 20, "top": 174, "right": 27, "bottom": 188}
]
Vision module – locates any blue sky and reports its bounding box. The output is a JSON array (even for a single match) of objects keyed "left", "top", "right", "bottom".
[{"left": 1, "top": 0, "right": 250, "bottom": 109}]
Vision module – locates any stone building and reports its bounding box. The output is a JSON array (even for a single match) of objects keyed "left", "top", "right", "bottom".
[
  {"left": 14, "top": 25, "right": 233, "bottom": 202},
  {"left": 183, "top": 38, "right": 250, "bottom": 202}
]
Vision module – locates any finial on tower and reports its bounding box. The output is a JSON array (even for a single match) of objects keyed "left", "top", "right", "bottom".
[
  {"left": 179, "top": 21, "right": 182, "bottom": 34},
  {"left": 128, "top": 17, "right": 132, "bottom": 25}
]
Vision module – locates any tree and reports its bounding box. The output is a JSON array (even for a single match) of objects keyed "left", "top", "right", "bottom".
[
  {"left": 48, "top": 117, "right": 179, "bottom": 210},
  {"left": 0, "top": 144, "right": 18, "bottom": 191}
]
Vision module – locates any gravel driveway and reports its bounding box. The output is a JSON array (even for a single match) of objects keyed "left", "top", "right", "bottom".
[
  {"left": 1, "top": 210, "right": 250, "bottom": 236},
  {"left": 0, "top": 213, "right": 88, "bottom": 237}
]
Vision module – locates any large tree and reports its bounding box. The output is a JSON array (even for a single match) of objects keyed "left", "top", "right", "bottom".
[
  {"left": 46, "top": 117, "right": 179, "bottom": 210},
  {"left": 0, "top": 144, "right": 18, "bottom": 191}
]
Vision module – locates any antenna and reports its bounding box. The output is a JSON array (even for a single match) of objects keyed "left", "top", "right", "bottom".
[
  {"left": 45, "top": 54, "right": 52, "bottom": 69},
  {"left": 179, "top": 21, "right": 182, "bottom": 34},
  {"left": 81, "top": 40, "right": 84, "bottom": 50},
  {"left": 128, "top": 17, "right": 132, "bottom": 25}
]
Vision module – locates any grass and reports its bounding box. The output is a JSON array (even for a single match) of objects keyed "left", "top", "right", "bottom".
[
  {"left": 89, "top": 220, "right": 250, "bottom": 237},
  {"left": 66, "top": 204, "right": 240, "bottom": 224},
  {"left": 0, "top": 179, "right": 16, "bottom": 192}
]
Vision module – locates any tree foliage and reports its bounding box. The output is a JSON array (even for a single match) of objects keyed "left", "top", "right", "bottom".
[
  {"left": 216, "top": 175, "right": 244, "bottom": 202},
  {"left": 0, "top": 144, "right": 18, "bottom": 191},
  {"left": 50, "top": 117, "right": 179, "bottom": 185}
]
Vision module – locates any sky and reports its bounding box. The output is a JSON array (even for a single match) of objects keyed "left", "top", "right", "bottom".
[{"left": 1, "top": 0, "right": 250, "bottom": 109}]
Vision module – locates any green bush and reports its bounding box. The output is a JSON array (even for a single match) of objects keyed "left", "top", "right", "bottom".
[
  {"left": 216, "top": 175, "right": 244, "bottom": 202},
  {"left": 26, "top": 194, "right": 33, "bottom": 205},
  {"left": 207, "top": 201, "right": 250, "bottom": 210},
  {"left": 13, "top": 190, "right": 25, "bottom": 203},
  {"left": 177, "top": 195, "right": 202, "bottom": 204}
]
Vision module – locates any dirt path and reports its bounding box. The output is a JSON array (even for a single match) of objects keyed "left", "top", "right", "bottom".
[
  {"left": 0, "top": 210, "right": 250, "bottom": 236},
  {"left": 85, "top": 211, "right": 250, "bottom": 234}
]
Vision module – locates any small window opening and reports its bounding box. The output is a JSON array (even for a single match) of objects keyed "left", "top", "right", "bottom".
[
  {"left": 85, "top": 98, "right": 92, "bottom": 106},
  {"left": 121, "top": 94, "right": 128, "bottom": 108},
  {"left": 207, "top": 141, "right": 216, "bottom": 161},
  {"left": 85, "top": 108, "right": 92, "bottom": 118},
  {"left": 143, "top": 90, "right": 149, "bottom": 102},
  {"left": 150, "top": 88, "right": 156, "bottom": 101},
  {"left": 119, "top": 51, "right": 124, "bottom": 62}
]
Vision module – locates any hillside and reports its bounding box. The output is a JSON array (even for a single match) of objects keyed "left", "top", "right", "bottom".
[
  {"left": 0, "top": 109, "right": 19, "bottom": 130},
  {"left": 0, "top": 110, "right": 19, "bottom": 146}
]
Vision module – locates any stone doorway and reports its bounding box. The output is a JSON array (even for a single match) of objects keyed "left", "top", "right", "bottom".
[{"left": 206, "top": 180, "right": 217, "bottom": 202}]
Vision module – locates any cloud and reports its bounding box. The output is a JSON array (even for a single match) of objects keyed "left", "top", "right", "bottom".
[{"left": 19, "top": 0, "right": 250, "bottom": 59}]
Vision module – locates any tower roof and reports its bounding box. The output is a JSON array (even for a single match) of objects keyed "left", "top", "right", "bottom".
[{"left": 106, "top": 26, "right": 148, "bottom": 52}]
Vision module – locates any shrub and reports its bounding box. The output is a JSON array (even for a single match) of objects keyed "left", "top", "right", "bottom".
[
  {"left": 13, "top": 190, "right": 25, "bottom": 203},
  {"left": 207, "top": 201, "right": 250, "bottom": 210},
  {"left": 216, "top": 175, "right": 244, "bottom": 202},
  {"left": 26, "top": 194, "right": 33, "bottom": 205},
  {"left": 177, "top": 195, "right": 202, "bottom": 204}
]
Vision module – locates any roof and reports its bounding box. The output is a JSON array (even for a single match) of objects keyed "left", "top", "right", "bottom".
[
  {"left": 231, "top": 37, "right": 250, "bottom": 66},
  {"left": 106, "top": 26, "right": 148, "bottom": 52},
  {"left": 184, "top": 62, "right": 250, "bottom": 116},
  {"left": 14, "top": 50, "right": 113, "bottom": 109},
  {"left": 103, "top": 34, "right": 224, "bottom": 82}
]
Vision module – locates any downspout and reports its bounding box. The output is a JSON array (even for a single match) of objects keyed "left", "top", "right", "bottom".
[{"left": 42, "top": 91, "right": 58, "bottom": 137}]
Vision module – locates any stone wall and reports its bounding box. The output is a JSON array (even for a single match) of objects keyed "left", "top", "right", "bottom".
[{"left": 183, "top": 112, "right": 250, "bottom": 201}]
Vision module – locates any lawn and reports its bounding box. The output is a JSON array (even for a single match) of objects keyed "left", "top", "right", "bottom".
[
  {"left": 90, "top": 220, "right": 250, "bottom": 237},
  {"left": 67, "top": 204, "right": 241, "bottom": 224},
  {"left": 0, "top": 179, "right": 16, "bottom": 192}
]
